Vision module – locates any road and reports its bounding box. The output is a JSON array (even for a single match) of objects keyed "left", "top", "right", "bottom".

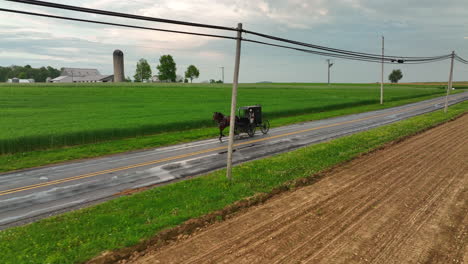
[{"left": 0, "top": 93, "right": 467, "bottom": 229}]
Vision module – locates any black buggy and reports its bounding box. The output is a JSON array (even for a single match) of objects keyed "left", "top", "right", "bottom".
[{"left": 235, "top": 105, "right": 270, "bottom": 137}]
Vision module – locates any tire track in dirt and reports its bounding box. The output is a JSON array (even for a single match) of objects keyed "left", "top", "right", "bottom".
[
  {"left": 307, "top": 148, "right": 465, "bottom": 264},
  {"left": 300, "top": 130, "right": 467, "bottom": 263},
  {"left": 184, "top": 121, "right": 465, "bottom": 264},
  {"left": 180, "top": 141, "right": 446, "bottom": 264},
  {"left": 370, "top": 158, "right": 464, "bottom": 263},
  {"left": 128, "top": 115, "right": 468, "bottom": 264},
  {"left": 271, "top": 126, "right": 466, "bottom": 264}
]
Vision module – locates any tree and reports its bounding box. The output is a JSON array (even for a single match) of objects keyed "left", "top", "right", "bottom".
[
  {"left": 134, "top": 58, "right": 152, "bottom": 82},
  {"left": 47, "top": 66, "right": 61, "bottom": 79},
  {"left": 156, "top": 55, "right": 177, "bottom": 82},
  {"left": 184, "top": 65, "right": 200, "bottom": 83},
  {"left": 0, "top": 65, "right": 60, "bottom": 82},
  {"left": 388, "top": 69, "right": 403, "bottom": 83},
  {"left": 18, "top": 72, "right": 27, "bottom": 79}
]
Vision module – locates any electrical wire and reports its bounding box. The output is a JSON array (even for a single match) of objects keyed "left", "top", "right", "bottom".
[
  {"left": 244, "top": 29, "right": 452, "bottom": 61},
  {"left": 6, "top": 0, "right": 237, "bottom": 31},
  {"left": 243, "top": 29, "right": 452, "bottom": 62},
  {"left": 6, "top": 0, "right": 453, "bottom": 63},
  {"left": 243, "top": 39, "right": 451, "bottom": 64},
  {"left": 455, "top": 54, "right": 468, "bottom": 64},
  {"left": 0, "top": 8, "right": 452, "bottom": 65},
  {"left": 0, "top": 8, "right": 237, "bottom": 40},
  {"left": 2, "top": 0, "right": 462, "bottom": 65}
]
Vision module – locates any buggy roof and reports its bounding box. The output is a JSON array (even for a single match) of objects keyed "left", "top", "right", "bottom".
[{"left": 238, "top": 105, "right": 261, "bottom": 110}]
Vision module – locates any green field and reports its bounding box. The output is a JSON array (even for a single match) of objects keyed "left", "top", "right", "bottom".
[{"left": 0, "top": 82, "right": 452, "bottom": 155}]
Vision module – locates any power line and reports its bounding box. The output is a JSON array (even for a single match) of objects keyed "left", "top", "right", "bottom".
[
  {"left": 2, "top": 1, "right": 464, "bottom": 65},
  {"left": 0, "top": 8, "right": 237, "bottom": 40},
  {"left": 0, "top": 6, "right": 451, "bottom": 65},
  {"left": 243, "top": 29, "right": 452, "bottom": 62},
  {"left": 455, "top": 55, "right": 468, "bottom": 64},
  {"left": 6, "top": 0, "right": 236, "bottom": 31},
  {"left": 243, "top": 39, "right": 451, "bottom": 64},
  {"left": 243, "top": 39, "right": 386, "bottom": 63},
  {"left": 3, "top": 6, "right": 416, "bottom": 64}
]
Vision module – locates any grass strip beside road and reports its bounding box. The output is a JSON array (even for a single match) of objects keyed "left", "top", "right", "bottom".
[
  {"left": 0, "top": 92, "right": 462, "bottom": 173},
  {"left": 1, "top": 101, "right": 467, "bottom": 264}
]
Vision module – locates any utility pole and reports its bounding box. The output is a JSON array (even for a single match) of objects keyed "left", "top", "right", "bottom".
[
  {"left": 444, "top": 51, "right": 455, "bottom": 113},
  {"left": 380, "top": 36, "right": 384, "bottom": 104},
  {"left": 327, "top": 59, "right": 334, "bottom": 85},
  {"left": 226, "top": 23, "right": 242, "bottom": 180},
  {"left": 220, "top": 66, "right": 225, "bottom": 83}
]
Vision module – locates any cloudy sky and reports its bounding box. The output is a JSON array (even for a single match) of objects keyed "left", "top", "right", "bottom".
[{"left": 0, "top": 0, "right": 467, "bottom": 83}]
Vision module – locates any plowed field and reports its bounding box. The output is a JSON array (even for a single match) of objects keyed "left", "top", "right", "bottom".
[{"left": 128, "top": 115, "right": 468, "bottom": 264}]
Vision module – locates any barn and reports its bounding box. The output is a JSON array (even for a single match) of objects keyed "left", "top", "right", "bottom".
[{"left": 51, "top": 68, "right": 113, "bottom": 83}]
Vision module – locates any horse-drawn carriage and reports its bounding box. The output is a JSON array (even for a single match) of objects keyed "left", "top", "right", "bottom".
[
  {"left": 235, "top": 105, "right": 270, "bottom": 137},
  {"left": 213, "top": 105, "right": 270, "bottom": 142}
]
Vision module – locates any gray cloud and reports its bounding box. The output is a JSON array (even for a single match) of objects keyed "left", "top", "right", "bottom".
[{"left": 0, "top": 0, "right": 467, "bottom": 82}]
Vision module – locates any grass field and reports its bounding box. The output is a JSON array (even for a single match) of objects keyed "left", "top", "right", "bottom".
[
  {"left": 1, "top": 100, "right": 466, "bottom": 264},
  {"left": 0, "top": 82, "right": 454, "bottom": 155}
]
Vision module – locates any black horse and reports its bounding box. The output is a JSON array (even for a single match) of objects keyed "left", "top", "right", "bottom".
[{"left": 213, "top": 112, "right": 238, "bottom": 142}]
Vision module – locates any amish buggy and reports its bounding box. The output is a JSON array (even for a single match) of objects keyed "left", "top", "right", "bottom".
[
  {"left": 213, "top": 105, "right": 270, "bottom": 142},
  {"left": 235, "top": 105, "right": 270, "bottom": 137}
]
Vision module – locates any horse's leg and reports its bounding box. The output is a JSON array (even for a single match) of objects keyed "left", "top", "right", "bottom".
[{"left": 219, "top": 127, "right": 223, "bottom": 142}]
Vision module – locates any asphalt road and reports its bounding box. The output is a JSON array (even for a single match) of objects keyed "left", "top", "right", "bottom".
[{"left": 0, "top": 93, "right": 466, "bottom": 229}]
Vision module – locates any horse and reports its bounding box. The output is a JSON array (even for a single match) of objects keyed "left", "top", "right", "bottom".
[{"left": 213, "top": 112, "right": 238, "bottom": 142}]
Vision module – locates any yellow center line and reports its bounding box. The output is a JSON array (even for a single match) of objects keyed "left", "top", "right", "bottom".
[{"left": 0, "top": 95, "right": 464, "bottom": 197}]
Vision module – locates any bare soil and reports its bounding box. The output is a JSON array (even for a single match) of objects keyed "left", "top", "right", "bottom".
[{"left": 127, "top": 115, "right": 468, "bottom": 264}]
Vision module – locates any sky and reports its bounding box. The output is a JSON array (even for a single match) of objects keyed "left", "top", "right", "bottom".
[{"left": 0, "top": 0, "right": 467, "bottom": 83}]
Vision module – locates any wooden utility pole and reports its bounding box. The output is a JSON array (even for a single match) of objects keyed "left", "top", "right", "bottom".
[
  {"left": 327, "top": 59, "right": 333, "bottom": 85},
  {"left": 226, "top": 23, "right": 242, "bottom": 180},
  {"left": 444, "top": 51, "right": 455, "bottom": 113},
  {"left": 220, "top": 66, "right": 225, "bottom": 83},
  {"left": 380, "top": 36, "right": 384, "bottom": 104}
]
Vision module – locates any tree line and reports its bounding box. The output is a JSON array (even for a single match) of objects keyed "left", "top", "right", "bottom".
[
  {"left": 0, "top": 65, "right": 61, "bottom": 82},
  {"left": 0, "top": 60, "right": 404, "bottom": 84},
  {"left": 134, "top": 54, "right": 216, "bottom": 83}
]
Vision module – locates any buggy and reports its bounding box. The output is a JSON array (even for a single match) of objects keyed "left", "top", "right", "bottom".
[{"left": 235, "top": 105, "right": 270, "bottom": 137}]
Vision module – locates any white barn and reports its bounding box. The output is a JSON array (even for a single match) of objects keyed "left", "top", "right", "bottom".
[
  {"left": 51, "top": 68, "right": 113, "bottom": 83},
  {"left": 7, "top": 78, "right": 35, "bottom": 83}
]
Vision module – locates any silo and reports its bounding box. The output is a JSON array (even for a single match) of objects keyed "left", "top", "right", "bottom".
[{"left": 113, "top": 49, "right": 124, "bottom": 82}]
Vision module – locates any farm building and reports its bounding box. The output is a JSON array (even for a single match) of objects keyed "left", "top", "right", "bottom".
[
  {"left": 7, "top": 78, "right": 35, "bottom": 83},
  {"left": 51, "top": 68, "right": 113, "bottom": 83}
]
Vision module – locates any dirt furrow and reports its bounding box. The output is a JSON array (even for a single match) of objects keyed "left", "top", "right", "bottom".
[
  {"left": 312, "top": 152, "right": 465, "bottom": 264},
  {"left": 260, "top": 123, "right": 467, "bottom": 263},
  {"left": 310, "top": 135, "right": 467, "bottom": 262},
  {"left": 273, "top": 130, "right": 467, "bottom": 264}
]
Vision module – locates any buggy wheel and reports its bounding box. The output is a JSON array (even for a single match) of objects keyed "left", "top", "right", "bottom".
[
  {"left": 260, "top": 120, "right": 270, "bottom": 134},
  {"left": 247, "top": 125, "right": 256, "bottom": 137}
]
